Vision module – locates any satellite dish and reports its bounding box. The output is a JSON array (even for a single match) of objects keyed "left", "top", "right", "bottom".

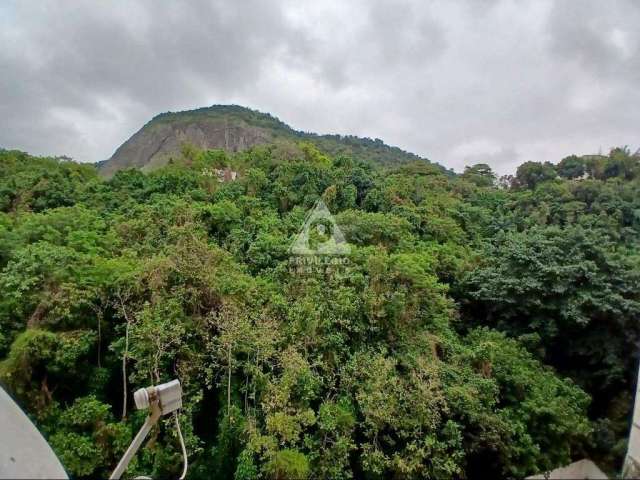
[{"left": 0, "top": 386, "right": 68, "bottom": 479}]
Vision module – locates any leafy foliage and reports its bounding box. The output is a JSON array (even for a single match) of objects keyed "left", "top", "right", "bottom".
[{"left": 0, "top": 145, "right": 637, "bottom": 478}]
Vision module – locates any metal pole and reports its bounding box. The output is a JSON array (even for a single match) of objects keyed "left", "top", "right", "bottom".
[
  {"left": 622, "top": 360, "right": 640, "bottom": 478},
  {"left": 110, "top": 403, "right": 161, "bottom": 480}
]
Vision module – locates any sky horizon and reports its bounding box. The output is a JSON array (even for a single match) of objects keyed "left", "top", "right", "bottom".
[{"left": 1, "top": 0, "right": 638, "bottom": 175}]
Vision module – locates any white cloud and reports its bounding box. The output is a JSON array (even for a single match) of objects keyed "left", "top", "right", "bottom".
[{"left": 1, "top": 0, "right": 638, "bottom": 172}]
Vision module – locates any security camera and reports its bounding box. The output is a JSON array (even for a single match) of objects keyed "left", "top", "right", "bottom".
[
  {"left": 111, "top": 379, "right": 187, "bottom": 480},
  {"left": 133, "top": 379, "right": 182, "bottom": 415}
]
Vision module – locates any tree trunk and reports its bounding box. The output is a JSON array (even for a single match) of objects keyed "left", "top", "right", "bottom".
[
  {"left": 119, "top": 295, "right": 131, "bottom": 420},
  {"left": 227, "top": 343, "right": 232, "bottom": 421}
]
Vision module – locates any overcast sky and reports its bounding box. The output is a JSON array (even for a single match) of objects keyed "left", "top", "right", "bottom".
[{"left": 1, "top": 0, "right": 638, "bottom": 174}]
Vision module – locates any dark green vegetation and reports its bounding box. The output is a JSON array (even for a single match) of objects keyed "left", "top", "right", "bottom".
[
  {"left": 100, "top": 105, "right": 446, "bottom": 176},
  {"left": 0, "top": 144, "right": 639, "bottom": 479}
]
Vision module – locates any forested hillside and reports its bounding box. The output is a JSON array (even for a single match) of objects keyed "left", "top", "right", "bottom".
[
  {"left": 100, "top": 105, "right": 441, "bottom": 177},
  {"left": 0, "top": 144, "right": 639, "bottom": 479}
]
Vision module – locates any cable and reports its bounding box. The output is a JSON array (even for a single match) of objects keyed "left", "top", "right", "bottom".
[{"left": 174, "top": 412, "right": 188, "bottom": 480}]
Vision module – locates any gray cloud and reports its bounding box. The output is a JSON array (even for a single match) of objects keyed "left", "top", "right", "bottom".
[{"left": 0, "top": 0, "right": 638, "bottom": 174}]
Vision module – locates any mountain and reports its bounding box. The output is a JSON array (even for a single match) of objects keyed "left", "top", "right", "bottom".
[{"left": 99, "top": 105, "right": 437, "bottom": 176}]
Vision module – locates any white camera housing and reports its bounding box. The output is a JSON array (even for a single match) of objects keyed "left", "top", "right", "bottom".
[
  {"left": 133, "top": 379, "right": 182, "bottom": 415},
  {"left": 111, "top": 379, "right": 186, "bottom": 479}
]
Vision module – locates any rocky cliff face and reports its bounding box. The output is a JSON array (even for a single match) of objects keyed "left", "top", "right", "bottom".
[
  {"left": 101, "top": 113, "right": 274, "bottom": 176},
  {"left": 100, "top": 105, "right": 438, "bottom": 176}
]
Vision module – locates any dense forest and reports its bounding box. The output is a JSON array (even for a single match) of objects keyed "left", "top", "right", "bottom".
[{"left": 0, "top": 143, "right": 639, "bottom": 479}]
